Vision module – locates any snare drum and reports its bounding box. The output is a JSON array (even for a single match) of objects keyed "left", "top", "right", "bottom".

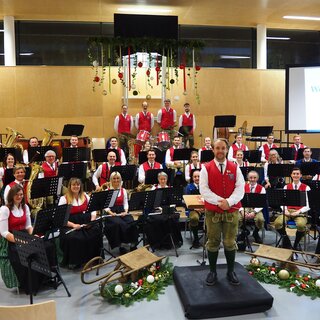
[
  {"left": 157, "top": 131, "right": 170, "bottom": 148},
  {"left": 136, "top": 130, "right": 150, "bottom": 145}
]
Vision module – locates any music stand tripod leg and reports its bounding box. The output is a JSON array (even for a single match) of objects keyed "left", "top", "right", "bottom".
[{"left": 51, "top": 265, "right": 71, "bottom": 297}]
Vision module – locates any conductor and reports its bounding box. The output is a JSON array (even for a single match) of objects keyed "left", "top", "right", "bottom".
[{"left": 200, "top": 138, "right": 245, "bottom": 286}]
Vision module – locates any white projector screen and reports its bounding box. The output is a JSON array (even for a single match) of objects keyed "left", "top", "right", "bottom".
[{"left": 285, "top": 65, "right": 320, "bottom": 133}]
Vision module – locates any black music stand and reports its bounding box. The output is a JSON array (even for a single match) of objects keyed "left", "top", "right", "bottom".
[
  {"left": 214, "top": 115, "right": 236, "bottom": 128},
  {"left": 0, "top": 147, "right": 23, "bottom": 163},
  {"left": 267, "top": 189, "right": 307, "bottom": 248},
  {"left": 298, "top": 162, "right": 320, "bottom": 177},
  {"left": 28, "top": 147, "right": 56, "bottom": 162},
  {"left": 154, "top": 148, "right": 166, "bottom": 164},
  {"left": 243, "top": 150, "right": 262, "bottom": 163},
  {"left": 2, "top": 168, "right": 15, "bottom": 186},
  {"left": 62, "top": 147, "right": 91, "bottom": 162},
  {"left": 173, "top": 148, "right": 194, "bottom": 162},
  {"left": 30, "top": 176, "right": 63, "bottom": 200},
  {"left": 92, "top": 149, "right": 108, "bottom": 163},
  {"left": 251, "top": 126, "right": 273, "bottom": 137},
  {"left": 13, "top": 231, "right": 51, "bottom": 304},
  {"left": 61, "top": 124, "right": 84, "bottom": 137},
  {"left": 58, "top": 162, "right": 88, "bottom": 180},
  {"left": 240, "top": 166, "right": 264, "bottom": 184},
  {"left": 267, "top": 164, "right": 295, "bottom": 179},
  {"left": 274, "top": 148, "right": 295, "bottom": 161},
  {"left": 200, "top": 150, "right": 214, "bottom": 163},
  {"left": 240, "top": 193, "right": 267, "bottom": 252},
  {"left": 110, "top": 165, "right": 136, "bottom": 182},
  {"left": 138, "top": 151, "right": 148, "bottom": 165},
  {"left": 145, "top": 168, "right": 175, "bottom": 186}
]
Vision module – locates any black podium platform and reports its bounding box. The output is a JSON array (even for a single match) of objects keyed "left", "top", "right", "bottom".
[{"left": 173, "top": 263, "right": 273, "bottom": 319}]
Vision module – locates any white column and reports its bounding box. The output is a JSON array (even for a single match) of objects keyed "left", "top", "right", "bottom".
[
  {"left": 4, "top": 16, "right": 16, "bottom": 66},
  {"left": 256, "top": 24, "right": 266, "bottom": 70}
]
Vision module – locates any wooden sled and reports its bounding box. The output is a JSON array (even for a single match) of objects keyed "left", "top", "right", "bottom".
[
  {"left": 80, "top": 245, "right": 165, "bottom": 294},
  {"left": 246, "top": 244, "right": 320, "bottom": 271}
]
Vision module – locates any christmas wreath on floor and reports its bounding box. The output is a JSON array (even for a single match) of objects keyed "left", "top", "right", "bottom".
[
  {"left": 97, "top": 258, "right": 173, "bottom": 307},
  {"left": 246, "top": 258, "right": 320, "bottom": 299}
]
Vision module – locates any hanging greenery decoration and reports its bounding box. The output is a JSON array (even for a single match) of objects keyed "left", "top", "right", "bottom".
[{"left": 97, "top": 258, "right": 173, "bottom": 307}]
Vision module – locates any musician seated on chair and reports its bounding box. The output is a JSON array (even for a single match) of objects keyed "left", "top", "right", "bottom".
[
  {"left": 0, "top": 153, "right": 16, "bottom": 201},
  {"left": 233, "top": 150, "right": 250, "bottom": 168},
  {"left": 274, "top": 167, "right": 310, "bottom": 249},
  {"left": 259, "top": 133, "right": 278, "bottom": 162},
  {"left": 295, "top": 147, "right": 318, "bottom": 180},
  {"left": 238, "top": 171, "right": 265, "bottom": 244},
  {"left": 107, "top": 136, "right": 127, "bottom": 165},
  {"left": 92, "top": 151, "right": 120, "bottom": 190},
  {"left": 22, "top": 136, "right": 39, "bottom": 164},
  {"left": 185, "top": 169, "right": 204, "bottom": 248},
  {"left": 58, "top": 178, "right": 102, "bottom": 269},
  {"left": 185, "top": 151, "right": 202, "bottom": 183},
  {"left": 227, "top": 133, "right": 249, "bottom": 162},
  {"left": 138, "top": 149, "right": 162, "bottom": 184},
  {"left": 69, "top": 135, "right": 79, "bottom": 148},
  {"left": 39, "top": 150, "right": 58, "bottom": 178},
  {"left": 263, "top": 149, "right": 284, "bottom": 189},
  {"left": 3, "top": 165, "right": 26, "bottom": 205},
  {"left": 103, "top": 171, "right": 138, "bottom": 255}
]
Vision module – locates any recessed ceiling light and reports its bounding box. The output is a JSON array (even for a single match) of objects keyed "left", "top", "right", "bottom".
[
  {"left": 267, "top": 37, "right": 291, "bottom": 40},
  {"left": 220, "top": 55, "right": 250, "bottom": 59},
  {"left": 283, "top": 15, "right": 320, "bottom": 21},
  {"left": 118, "top": 7, "right": 172, "bottom": 14}
]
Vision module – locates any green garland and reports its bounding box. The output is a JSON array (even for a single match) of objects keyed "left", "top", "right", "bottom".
[
  {"left": 97, "top": 258, "right": 173, "bottom": 307},
  {"left": 246, "top": 262, "right": 320, "bottom": 300}
]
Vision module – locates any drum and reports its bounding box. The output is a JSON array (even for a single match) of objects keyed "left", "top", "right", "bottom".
[
  {"left": 136, "top": 130, "right": 150, "bottom": 145},
  {"left": 157, "top": 131, "right": 170, "bottom": 148}
]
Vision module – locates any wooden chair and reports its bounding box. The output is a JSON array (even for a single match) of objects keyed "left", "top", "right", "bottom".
[{"left": 0, "top": 300, "right": 56, "bottom": 320}]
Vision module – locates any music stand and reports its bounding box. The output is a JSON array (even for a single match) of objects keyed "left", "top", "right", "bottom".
[
  {"left": 28, "top": 147, "right": 56, "bottom": 162},
  {"left": 243, "top": 150, "right": 262, "bottom": 163},
  {"left": 154, "top": 148, "right": 166, "bottom": 164},
  {"left": 172, "top": 148, "right": 194, "bottom": 162},
  {"left": 274, "top": 148, "right": 295, "bottom": 161},
  {"left": 61, "top": 124, "right": 84, "bottom": 137},
  {"left": 2, "top": 168, "right": 15, "bottom": 186},
  {"left": 240, "top": 166, "right": 264, "bottom": 183},
  {"left": 240, "top": 193, "right": 267, "bottom": 252},
  {"left": 62, "top": 147, "right": 91, "bottom": 162},
  {"left": 13, "top": 231, "right": 51, "bottom": 304},
  {"left": 30, "top": 176, "right": 63, "bottom": 199},
  {"left": 138, "top": 151, "right": 148, "bottom": 165},
  {"left": 58, "top": 162, "right": 88, "bottom": 180},
  {"left": 92, "top": 149, "right": 108, "bottom": 163},
  {"left": 267, "top": 163, "right": 295, "bottom": 178},
  {"left": 145, "top": 169, "right": 175, "bottom": 186},
  {"left": 214, "top": 115, "right": 236, "bottom": 128},
  {"left": 0, "top": 147, "right": 17, "bottom": 162},
  {"left": 200, "top": 150, "right": 214, "bottom": 163},
  {"left": 267, "top": 189, "right": 307, "bottom": 248},
  {"left": 251, "top": 126, "right": 273, "bottom": 137},
  {"left": 110, "top": 165, "right": 136, "bottom": 182},
  {"left": 299, "top": 162, "right": 320, "bottom": 177}
]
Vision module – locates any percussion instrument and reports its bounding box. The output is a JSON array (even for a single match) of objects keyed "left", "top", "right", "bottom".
[
  {"left": 157, "top": 131, "right": 170, "bottom": 149},
  {"left": 136, "top": 130, "right": 150, "bottom": 145}
]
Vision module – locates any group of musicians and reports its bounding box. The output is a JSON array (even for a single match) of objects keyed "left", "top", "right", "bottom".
[{"left": 1, "top": 99, "right": 320, "bottom": 292}]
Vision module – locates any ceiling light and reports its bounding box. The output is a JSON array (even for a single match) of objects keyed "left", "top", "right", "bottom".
[
  {"left": 118, "top": 7, "right": 172, "bottom": 14},
  {"left": 220, "top": 55, "right": 250, "bottom": 59},
  {"left": 283, "top": 15, "right": 320, "bottom": 21},
  {"left": 267, "top": 37, "right": 290, "bottom": 40}
]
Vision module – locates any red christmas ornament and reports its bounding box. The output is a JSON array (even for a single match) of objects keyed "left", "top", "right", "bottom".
[
  {"left": 195, "top": 65, "right": 201, "bottom": 71},
  {"left": 179, "top": 64, "right": 185, "bottom": 69},
  {"left": 94, "top": 76, "right": 100, "bottom": 82},
  {"left": 138, "top": 62, "right": 143, "bottom": 68},
  {"left": 248, "top": 271, "right": 253, "bottom": 275},
  {"left": 138, "top": 279, "right": 143, "bottom": 286},
  {"left": 146, "top": 70, "right": 150, "bottom": 76},
  {"left": 118, "top": 72, "right": 123, "bottom": 79},
  {"left": 271, "top": 267, "right": 276, "bottom": 272},
  {"left": 155, "top": 66, "right": 161, "bottom": 72},
  {"left": 300, "top": 283, "right": 306, "bottom": 289},
  {"left": 303, "top": 277, "right": 309, "bottom": 282},
  {"left": 290, "top": 284, "right": 295, "bottom": 288}
]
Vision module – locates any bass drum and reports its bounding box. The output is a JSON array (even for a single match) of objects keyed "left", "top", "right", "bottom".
[{"left": 136, "top": 130, "right": 150, "bottom": 145}]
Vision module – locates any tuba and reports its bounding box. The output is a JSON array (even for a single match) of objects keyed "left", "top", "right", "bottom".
[
  {"left": 42, "top": 128, "right": 59, "bottom": 146},
  {"left": 2, "top": 127, "right": 24, "bottom": 159}
]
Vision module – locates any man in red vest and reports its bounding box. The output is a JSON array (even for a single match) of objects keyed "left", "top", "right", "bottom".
[
  {"left": 41, "top": 150, "right": 58, "bottom": 178},
  {"left": 178, "top": 102, "right": 196, "bottom": 148},
  {"left": 290, "top": 134, "right": 307, "bottom": 161},
  {"left": 274, "top": 167, "right": 310, "bottom": 249},
  {"left": 227, "top": 134, "right": 249, "bottom": 161},
  {"left": 238, "top": 171, "right": 265, "bottom": 244},
  {"left": 92, "top": 151, "right": 119, "bottom": 189},
  {"left": 200, "top": 138, "right": 245, "bottom": 286},
  {"left": 108, "top": 137, "right": 127, "bottom": 165},
  {"left": 259, "top": 133, "right": 278, "bottom": 162},
  {"left": 157, "top": 98, "right": 177, "bottom": 139},
  {"left": 114, "top": 104, "right": 134, "bottom": 156},
  {"left": 198, "top": 137, "right": 212, "bottom": 162},
  {"left": 138, "top": 149, "right": 162, "bottom": 184},
  {"left": 135, "top": 101, "right": 154, "bottom": 132}
]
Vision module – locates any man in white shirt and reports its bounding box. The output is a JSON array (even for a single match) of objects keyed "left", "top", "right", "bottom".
[
  {"left": 227, "top": 134, "right": 249, "bottom": 162},
  {"left": 108, "top": 137, "right": 127, "bottom": 165},
  {"left": 178, "top": 103, "right": 196, "bottom": 148},
  {"left": 198, "top": 137, "right": 212, "bottom": 162},
  {"left": 23, "top": 136, "right": 39, "bottom": 164},
  {"left": 138, "top": 149, "right": 163, "bottom": 184}
]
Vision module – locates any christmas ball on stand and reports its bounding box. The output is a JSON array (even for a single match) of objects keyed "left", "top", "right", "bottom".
[
  {"left": 315, "top": 279, "right": 320, "bottom": 288},
  {"left": 250, "top": 257, "right": 260, "bottom": 266},
  {"left": 278, "top": 269, "right": 290, "bottom": 280},
  {"left": 114, "top": 284, "right": 123, "bottom": 294},
  {"left": 147, "top": 275, "right": 155, "bottom": 283}
]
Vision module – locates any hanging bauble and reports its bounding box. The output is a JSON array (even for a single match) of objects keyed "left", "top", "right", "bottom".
[
  {"left": 102, "top": 90, "right": 108, "bottom": 96},
  {"left": 112, "top": 78, "right": 117, "bottom": 84},
  {"left": 179, "top": 64, "right": 185, "bottom": 69},
  {"left": 131, "top": 84, "right": 136, "bottom": 90},
  {"left": 195, "top": 65, "right": 201, "bottom": 71},
  {"left": 174, "top": 96, "right": 180, "bottom": 101},
  {"left": 183, "top": 91, "right": 188, "bottom": 96},
  {"left": 114, "top": 284, "right": 123, "bottom": 294},
  {"left": 278, "top": 270, "right": 290, "bottom": 280},
  {"left": 146, "top": 70, "right": 150, "bottom": 76},
  {"left": 146, "top": 94, "right": 151, "bottom": 100},
  {"left": 133, "top": 90, "right": 138, "bottom": 96},
  {"left": 92, "top": 60, "right": 99, "bottom": 67},
  {"left": 94, "top": 76, "right": 100, "bottom": 82},
  {"left": 170, "top": 79, "right": 175, "bottom": 84},
  {"left": 250, "top": 257, "right": 260, "bottom": 266},
  {"left": 150, "top": 76, "right": 154, "bottom": 81},
  {"left": 138, "top": 62, "right": 143, "bottom": 68},
  {"left": 118, "top": 72, "right": 123, "bottom": 79},
  {"left": 155, "top": 66, "right": 161, "bottom": 72}
]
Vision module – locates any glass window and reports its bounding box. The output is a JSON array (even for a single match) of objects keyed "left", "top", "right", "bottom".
[
  {"left": 267, "top": 29, "right": 320, "bottom": 69},
  {"left": 16, "top": 21, "right": 113, "bottom": 66},
  {"left": 0, "top": 21, "right": 4, "bottom": 65},
  {"left": 179, "top": 25, "right": 256, "bottom": 68}
]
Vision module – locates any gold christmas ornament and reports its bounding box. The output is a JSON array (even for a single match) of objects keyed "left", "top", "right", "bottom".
[{"left": 278, "top": 269, "right": 290, "bottom": 280}]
